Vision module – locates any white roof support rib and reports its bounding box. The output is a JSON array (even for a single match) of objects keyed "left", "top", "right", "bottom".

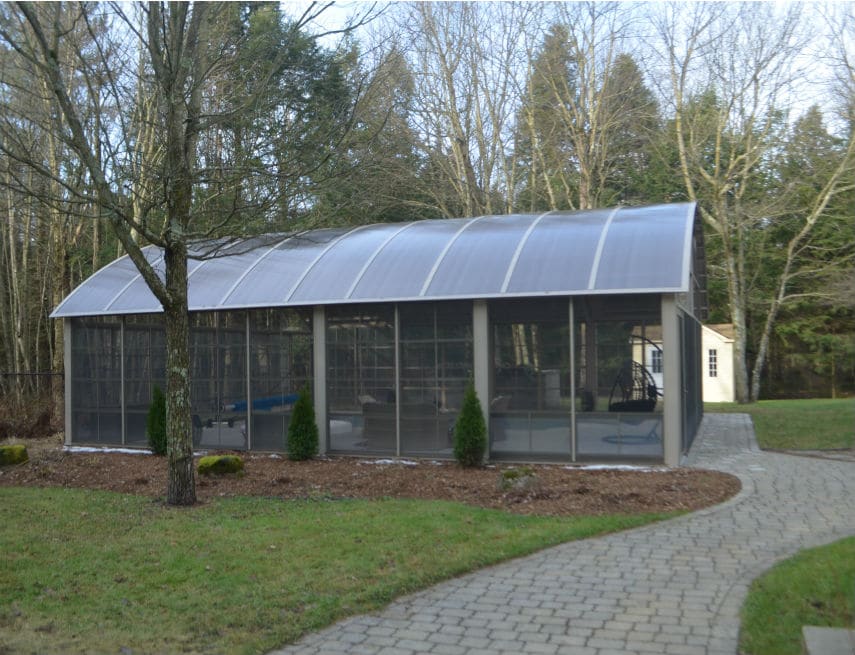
[
  {"left": 345, "top": 222, "right": 420, "bottom": 299},
  {"left": 419, "top": 215, "right": 489, "bottom": 297},
  {"left": 285, "top": 224, "right": 372, "bottom": 302},
  {"left": 587, "top": 206, "right": 622, "bottom": 290},
  {"left": 220, "top": 234, "right": 297, "bottom": 306},
  {"left": 103, "top": 251, "right": 164, "bottom": 312},
  {"left": 500, "top": 210, "right": 555, "bottom": 293}
]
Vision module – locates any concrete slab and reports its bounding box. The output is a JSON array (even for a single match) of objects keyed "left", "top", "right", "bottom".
[{"left": 803, "top": 626, "right": 855, "bottom": 655}]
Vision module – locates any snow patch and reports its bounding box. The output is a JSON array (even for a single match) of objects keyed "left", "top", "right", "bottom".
[
  {"left": 362, "top": 459, "right": 419, "bottom": 466},
  {"left": 65, "top": 446, "right": 152, "bottom": 455},
  {"left": 563, "top": 464, "right": 660, "bottom": 472}
]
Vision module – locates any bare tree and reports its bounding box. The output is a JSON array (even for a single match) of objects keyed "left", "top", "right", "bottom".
[
  {"left": 653, "top": 2, "right": 855, "bottom": 402},
  {"left": 0, "top": 1, "right": 361, "bottom": 504},
  {"left": 395, "top": 1, "right": 535, "bottom": 217}
]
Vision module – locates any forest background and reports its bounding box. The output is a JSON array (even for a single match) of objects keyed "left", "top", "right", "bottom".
[{"left": 0, "top": 0, "right": 852, "bottom": 432}]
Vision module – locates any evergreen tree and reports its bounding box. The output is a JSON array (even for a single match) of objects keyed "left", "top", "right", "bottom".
[
  {"left": 453, "top": 382, "right": 487, "bottom": 468},
  {"left": 287, "top": 386, "right": 319, "bottom": 461}
]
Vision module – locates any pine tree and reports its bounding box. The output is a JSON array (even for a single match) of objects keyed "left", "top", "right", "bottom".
[
  {"left": 287, "top": 386, "right": 319, "bottom": 461},
  {"left": 453, "top": 382, "right": 487, "bottom": 467}
]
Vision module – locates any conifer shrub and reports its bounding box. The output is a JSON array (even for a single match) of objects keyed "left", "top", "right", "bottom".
[
  {"left": 287, "top": 386, "right": 318, "bottom": 461},
  {"left": 0, "top": 444, "right": 28, "bottom": 465},
  {"left": 453, "top": 382, "right": 487, "bottom": 467},
  {"left": 198, "top": 455, "right": 244, "bottom": 476},
  {"left": 146, "top": 386, "right": 167, "bottom": 456}
]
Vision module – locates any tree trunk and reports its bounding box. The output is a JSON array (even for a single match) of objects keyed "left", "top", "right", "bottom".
[{"left": 163, "top": 241, "right": 195, "bottom": 506}]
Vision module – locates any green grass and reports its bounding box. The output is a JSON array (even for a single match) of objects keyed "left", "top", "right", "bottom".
[
  {"left": 0, "top": 487, "right": 675, "bottom": 654},
  {"left": 740, "top": 537, "right": 855, "bottom": 655},
  {"left": 706, "top": 398, "right": 855, "bottom": 450}
]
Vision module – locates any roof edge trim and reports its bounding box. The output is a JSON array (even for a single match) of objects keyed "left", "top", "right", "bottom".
[{"left": 681, "top": 202, "right": 697, "bottom": 292}]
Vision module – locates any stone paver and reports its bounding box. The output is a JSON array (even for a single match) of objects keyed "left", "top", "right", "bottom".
[{"left": 269, "top": 414, "right": 855, "bottom": 655}]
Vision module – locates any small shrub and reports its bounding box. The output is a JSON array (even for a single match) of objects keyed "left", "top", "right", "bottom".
[
  {"left": 287, "top": 386, "right": 318, "bottom": 461},
  {"left": 453, "top": 382, "right": 487, "bottom": 467},
  {"left": 0, "top": 444, "right": 28, "bottom": 465},
  {"left": 198, "top": 455, "right": 244, "bottom": 476},
  {"left": 146, "top": 386, "right": 167, "bottom": 456}
]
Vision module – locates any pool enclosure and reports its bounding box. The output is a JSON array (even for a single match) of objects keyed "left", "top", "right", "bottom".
[{"left": 53, "top": 202, "right": 707, "bottom": 465}]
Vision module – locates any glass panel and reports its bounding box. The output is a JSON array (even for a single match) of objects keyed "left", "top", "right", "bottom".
[
  {"left": 189, "top": 311, "right": 248, "bottom": 450},
  {"left": 489, "top": 299, "right": 571, "bottom": 459},
  {"left": 399, "top": 302, "right": 472, "bottom": 457},
  {"left": 248, "top": 308, "right": 313, "bottom": 451},
  {"left": 576, "top": 414, "right": 662, "bottom": 460},
  {"left": 327, "top": 305, "right": 396, "bottom": 454},
  {"left": 426, "top": 215, "right": 535, "bottom": 297},
  {"left": 70, "top": 317, "right": 122, "bottom": 444},
  {"left": 123, "top": 314, "right": 166, "bottom": 445},
  {"left": 505, "top": 210, "right": 610, "bottom": 294},
  {"left": 349, "top": 219, "right": 468, "bottom": 301},
  {"left": 490, "top": 413, "right": 571, "bottom": 458},
  {"left": 575, "top": 296, "right": 663, "bottom": 461}
]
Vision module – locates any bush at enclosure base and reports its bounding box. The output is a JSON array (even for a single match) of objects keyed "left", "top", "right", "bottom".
[
  {"left": 0, "top": 444, "right": 29, "bottom": 465},
  {"left": 453, "top": 382, "right": 487, "bottom": 467},
  {"left": 287, "top": 386, "right": 318, "bottom": 461}
]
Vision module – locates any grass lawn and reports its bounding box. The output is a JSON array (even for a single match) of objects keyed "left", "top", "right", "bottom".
[
  {"left": 706, "top": 398, "right": 854, "bottom": 450},
  {"left": 740, "top": 536, "right": 855, "bottom": 655},
  {"left": 0, "top": 487, "right": 675, "bottom": 655}
]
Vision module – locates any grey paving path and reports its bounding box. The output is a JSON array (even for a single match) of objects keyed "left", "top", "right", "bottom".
[{"left": 269, "top": 414, "right": 855, "bottom": 655}]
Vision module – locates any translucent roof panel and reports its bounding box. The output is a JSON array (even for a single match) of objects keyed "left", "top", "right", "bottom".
[
  {"left": 505, "top": 209, "right": 612, "bottom": 294},
  {"left": 59, "top": 246, "right": 159, "bottom": 317},
  {"left": 51, "top": 203, "right": 699, "bottom": 317},
  {"left": 291, "top": 223, "right": 415, "bottom": 303},
  {"left": 593, "top": 204, "right": 694, "bottom": 292},
  {"left": 221, "top": 228, "right": 351, "bottom": 307},
  {"left": 348, "top": 219, "right": 468, "bottom": 300},
  {"left": 425, "top": 214, "right": 535, "bottom": 297}
]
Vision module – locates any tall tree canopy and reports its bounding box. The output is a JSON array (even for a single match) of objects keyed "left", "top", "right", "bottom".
[{"left": 0, "top": 1, "right": 362, "bottom": 504}]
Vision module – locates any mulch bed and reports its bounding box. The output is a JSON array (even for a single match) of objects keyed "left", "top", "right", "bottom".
[{"left": 0, "top": 435, "right": 741, "bottom": 516}]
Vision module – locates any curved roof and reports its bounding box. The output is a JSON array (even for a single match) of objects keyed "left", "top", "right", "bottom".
[{"left": 52, "top": 202, "right": 697, "bottom": 317}]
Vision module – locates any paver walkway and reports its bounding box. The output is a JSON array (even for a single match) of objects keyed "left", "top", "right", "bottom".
[{"left": 270, "top": 414, "right": 855, "bottom": 655}]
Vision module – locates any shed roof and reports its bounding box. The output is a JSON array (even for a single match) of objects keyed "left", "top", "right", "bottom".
[{"left": 52, "top": 202, "right": 698, "bottom": 318}]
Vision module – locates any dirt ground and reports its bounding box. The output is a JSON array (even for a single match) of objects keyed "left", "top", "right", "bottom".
[{"left": 0, "top": 434, "right": 741, "bottom": 516}]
